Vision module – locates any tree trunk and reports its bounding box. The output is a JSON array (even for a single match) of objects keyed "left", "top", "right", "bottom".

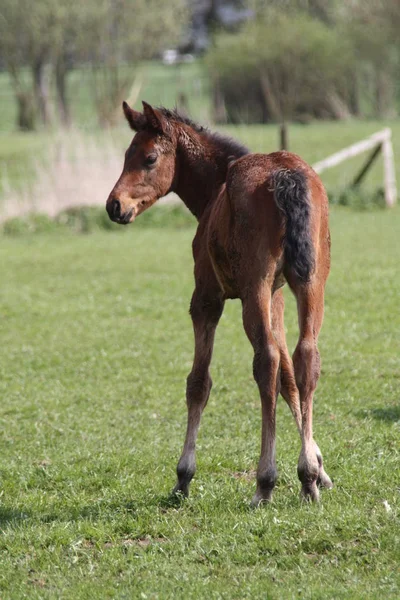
[
  {"left": 375, "top": 68, "right": 395, "bottom": 118},
  {"left": 325, "top": 90, "right": 351, "bottom": 120},
  {"left": 348, "top": 69, "right": 361, "bottom": 117},
  {"left": 7, "top": 64, "right": 36, "bottom": 131},
  {"left": 212, "top": 80, "right": 227, "bottom": 124},
  {"left": 55, "top": 58, "right": 71, "bottom": 127},
  {"left": 259, "top": 70, "right": 282, "bottom": 122},
  {"left": 16, "top": 91, "right": 36, "bottom": 131},
  {"left": 33, "top": 58, "right": 52, "bottom": 126}
]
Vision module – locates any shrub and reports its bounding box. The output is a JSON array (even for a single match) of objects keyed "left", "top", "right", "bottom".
[
  {"left": 2, "top": 217, "right": 32, "bottom": 236},
  {"left": 206, "top": 12, "right": 354, "bottom": 123},
  {"left": 56, "top": 207, "right": 123, "bottom": 233},
  {"left": 1, "top": 204, "right": 195, "bottom": 236}
]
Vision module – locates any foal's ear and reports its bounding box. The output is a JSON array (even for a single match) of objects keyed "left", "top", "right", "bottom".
[
  {"left": 122, "top": 101, "right": 146, "bottom": 131},
  {"left": 142, "top": 101, "right": 166, "bottom": 134}
]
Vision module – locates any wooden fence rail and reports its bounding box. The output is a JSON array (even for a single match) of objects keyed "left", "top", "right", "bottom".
[{"left": 312, "top": 128, "right": 397, "bottom": 207}]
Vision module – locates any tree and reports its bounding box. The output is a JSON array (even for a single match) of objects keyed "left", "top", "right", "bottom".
[
  {"left": 79, "top": 0, "right": 188, "bottom": 126},
  {"left": 0, "top": 0, "right": 36, "bottom": 129},
  {"left": 52, "top": 4, "right": 81, "bottom": 127},
  {"left": 0, "top": 0, "right": 69, "bottom": 128},
  {"left": 206, "top": 10, "right": 353, "bottom": 123},
  {"left": 339, "top": 0, "right": 400, "bottom": 118},
  {"left": 0, "top": 0, "right": 188, "bottom": 129}
]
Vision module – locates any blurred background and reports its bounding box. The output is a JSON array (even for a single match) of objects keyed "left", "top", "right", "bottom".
[{"left": 0, "top": 0, "right": 400, "bottom": 225}]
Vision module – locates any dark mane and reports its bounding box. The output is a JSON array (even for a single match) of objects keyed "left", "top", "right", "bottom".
[
  {"left": 158, "top": 107, "right": 250, "bottom": 160},
  {"left": 158, "top": 107, "right": 207, "bottom": 134}
]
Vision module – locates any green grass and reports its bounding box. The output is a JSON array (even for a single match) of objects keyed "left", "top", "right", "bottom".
[{"left": 0, "top": 208, "right": 399, "bottom": 598}]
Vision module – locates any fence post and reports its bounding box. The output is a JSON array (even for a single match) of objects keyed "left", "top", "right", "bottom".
[
  {"left": 382, "top": 132, "right": 397, "bottom": 207},
  {"left": 279, "top": 122, "right": 288, "bottom": 151}
]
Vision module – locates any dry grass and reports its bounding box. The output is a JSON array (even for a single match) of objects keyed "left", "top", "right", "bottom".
[{"left": 0, "top": 130, "right": 178, "bottom": 223}]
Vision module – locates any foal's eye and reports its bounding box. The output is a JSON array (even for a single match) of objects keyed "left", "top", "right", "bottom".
[{"left": 145, "top": 154, "right": 157, "bottom": 166}]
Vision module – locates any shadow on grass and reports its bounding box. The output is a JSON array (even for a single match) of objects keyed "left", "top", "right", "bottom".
[
  {"left": 65, "top": 498, "right": 139, "bottom": 521},
  {"left": 156, "top": 492, "right": 187, "bottom": 511},
  {"left": 0, "top": 493, "right": 186, "bottom": 530},
  {"left": 358, "top": 406, "right": 400, "bottom": 423},
  {"left": 0, "top": 499, "right": 138, "bottom": 529},
  {"left": 0, "top": 506, "right": 32, "bottom": 526}
]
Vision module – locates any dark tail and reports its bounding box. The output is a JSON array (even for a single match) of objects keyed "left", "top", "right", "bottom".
[{"left": 272, "top": 169, "right": 315, "bottom": 283}]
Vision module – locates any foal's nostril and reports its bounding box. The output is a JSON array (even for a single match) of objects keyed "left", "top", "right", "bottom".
[{"left": 111, "top": 198, "right": 121, "bottom": 219}]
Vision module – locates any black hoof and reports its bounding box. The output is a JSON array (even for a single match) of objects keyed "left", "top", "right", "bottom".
[
  {"left": 300, "top": 481, "right": 319, "bottom": 503},
  {"left": 171, "top": 482, "right": 190, "bottom": 499},
  {"left": 250, "top": 490, "right": 273, "bottom": 508}
]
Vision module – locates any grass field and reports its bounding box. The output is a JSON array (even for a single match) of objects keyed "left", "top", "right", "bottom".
[{"left": 0, "top": 207, "right": 399, "bottom": 598}]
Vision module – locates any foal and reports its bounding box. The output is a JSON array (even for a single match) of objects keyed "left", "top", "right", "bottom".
[{"left": 106, "top": 101, "right": 333, "bottom": 504}]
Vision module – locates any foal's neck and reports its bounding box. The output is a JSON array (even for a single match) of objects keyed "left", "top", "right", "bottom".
[{"left": 173, "top": 125, "right": 248, "bottom": 220}]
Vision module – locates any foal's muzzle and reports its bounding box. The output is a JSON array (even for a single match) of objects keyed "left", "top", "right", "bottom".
[
  {"left": 108, "top": 198, "right": 120, "bottom": 219},
  {"left": 107, "top": 198, "right": 134, "bottom": 225}
]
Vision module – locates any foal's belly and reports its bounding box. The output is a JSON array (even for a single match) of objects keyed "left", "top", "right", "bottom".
[
  {"left": 208, "top": 235, "right": 240, "bottom": 299},
  {"left": 206, "top": 188, "right": 240, "bottom": 298}
]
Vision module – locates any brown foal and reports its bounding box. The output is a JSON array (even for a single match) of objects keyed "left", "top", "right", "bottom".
[{"left": 106, "top": 101, "right": 333, "bottom": 504}]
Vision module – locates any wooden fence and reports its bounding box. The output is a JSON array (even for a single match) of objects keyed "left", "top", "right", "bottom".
[{"left": 312, "top": 128, "right": 397, "bottom": 207}]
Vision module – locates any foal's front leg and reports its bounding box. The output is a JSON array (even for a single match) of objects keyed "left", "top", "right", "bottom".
[{"left": 172, "top": 288, "right": 224, "bottom": 497}]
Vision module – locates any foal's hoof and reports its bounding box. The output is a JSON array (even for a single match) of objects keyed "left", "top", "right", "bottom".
[
  {"left": 171, "top": 482, "right": 189, "bottom": 499},
  {"left": 314, "top": 444, "right": 333, "bottom": 490},
  {"left": 317, "top": 467, "right": 333, "bottom": 489},
  {"left": 300, "top": 481, "right": 320, "bottom": 503},
  {"left": 250, "top": 490, "right": 273, "bottom": 508}
]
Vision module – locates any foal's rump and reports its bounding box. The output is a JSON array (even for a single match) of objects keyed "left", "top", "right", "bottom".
[{"left": 223, "top": 152, "right": 328, "bottom": 291}]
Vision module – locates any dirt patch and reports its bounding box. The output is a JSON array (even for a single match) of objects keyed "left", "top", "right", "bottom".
[{"left": 232, "top": 470, "right": 256, "bottom": 482}]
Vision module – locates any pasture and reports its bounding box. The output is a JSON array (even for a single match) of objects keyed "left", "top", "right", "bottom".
[{"left": 0, "top": 207, "right": 399, "bottom": 598}]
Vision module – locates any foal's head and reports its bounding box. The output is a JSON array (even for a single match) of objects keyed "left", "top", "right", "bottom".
[{"left": 106, "top": 101, "right": 178, "bottom": 224}]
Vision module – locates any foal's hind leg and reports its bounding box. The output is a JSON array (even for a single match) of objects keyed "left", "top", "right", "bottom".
[
  {"left": 172, "top": 287, "right": 224, "bottom": 497},
  {"left": 292, "top": 280, "right": 332, "bottom": 501},
  {"left": 272, "top": 290, "right": 332, "bottom": 490},
  {"left": 272, "top": 290, "right": 302, "bottom": 433},
  {"left": 242, "top": 288, "right": 281, "bottom": 506}
]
